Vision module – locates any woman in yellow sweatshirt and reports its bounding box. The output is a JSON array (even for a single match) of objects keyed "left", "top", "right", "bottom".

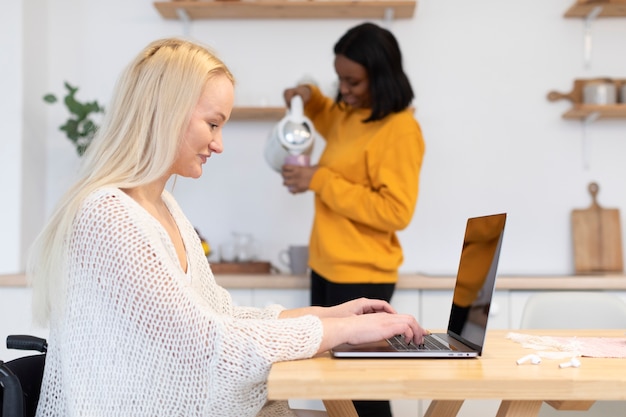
[{"left": 281, "top": 23, "right": 425, "bottom": 417}]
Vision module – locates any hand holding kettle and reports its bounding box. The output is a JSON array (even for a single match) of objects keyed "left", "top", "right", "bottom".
[
  {"left": 264, "top": 85, "right": 316, "bottom": 173},
  {"left": 283, "top": 85, "right": 312, "bottom": 107},
  {"left": 282, "top": 163, "right": 317, "bottom": 194},
  {"left": 275, "top": 85, "right": 317, "bottom": 194}
]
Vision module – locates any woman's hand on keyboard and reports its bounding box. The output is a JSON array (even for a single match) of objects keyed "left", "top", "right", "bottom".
[
  {"left": 325, "top": 297, "right": 398, "bottom": 317},
  {"left": 280, "top": 297, "right": 428, "bottom": 354},
  {"left": 317, "top": 311, "right": 428, "bottom": 354},
  {"left": 279, "top": 297, "right": 395, "bottom": 320}
]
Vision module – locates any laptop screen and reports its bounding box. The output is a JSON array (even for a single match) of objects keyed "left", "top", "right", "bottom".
[{"left": 447, "top": 213, "right": 506, "bottom": 352}]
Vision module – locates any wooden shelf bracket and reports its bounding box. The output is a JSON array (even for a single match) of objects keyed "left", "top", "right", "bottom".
[
  {"left": 581, "top": 111, "right": 600, "bottom": 169},
  {"left": 176, "top": 7, "right": 191, "bottom": 36},
  {"left": 583, "top": 6, "right": 603, "bottom": 69},
  {"left": 383, "top": 7, "right": 394, "bottom": 27}
]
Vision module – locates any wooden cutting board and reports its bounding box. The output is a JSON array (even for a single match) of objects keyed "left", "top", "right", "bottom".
[{"left": 571, "top": 182, "right": 623, "bottom": 274}]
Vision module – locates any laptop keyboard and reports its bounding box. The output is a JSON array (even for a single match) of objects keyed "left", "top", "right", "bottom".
[{"left": 388, "top": 334, "right": 450, "bottom": 351}]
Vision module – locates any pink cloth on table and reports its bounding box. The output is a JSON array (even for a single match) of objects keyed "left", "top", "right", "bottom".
[{"left": 506, "top": 332, "right": 626, "bottom": 358}]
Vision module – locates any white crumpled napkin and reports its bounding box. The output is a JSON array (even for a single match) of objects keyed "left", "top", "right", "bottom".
[{"left": 506, "top": 332, "right": 626, "bottom": 358}]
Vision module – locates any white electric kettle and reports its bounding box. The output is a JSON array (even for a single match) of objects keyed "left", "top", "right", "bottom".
[{"left": 264, "top": 95, "right": 315, "bottom": 172}]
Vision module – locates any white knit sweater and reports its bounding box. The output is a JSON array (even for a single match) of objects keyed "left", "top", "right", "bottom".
[{"left": 36, "top": 188, "right": 324, "bottom": 417}]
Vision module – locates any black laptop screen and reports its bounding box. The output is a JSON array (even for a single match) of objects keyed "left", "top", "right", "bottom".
[{"left": 447, "top": 213, "right": 506, "bottom": 352}]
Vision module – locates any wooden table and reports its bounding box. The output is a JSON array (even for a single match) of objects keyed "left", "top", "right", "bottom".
[{"left": 267, "top": 330, "right": 626, "bottom": 417}]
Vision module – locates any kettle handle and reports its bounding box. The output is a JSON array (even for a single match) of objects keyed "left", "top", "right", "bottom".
[{"left": 289, "top": 95, "right": 305, "bottom": 123}]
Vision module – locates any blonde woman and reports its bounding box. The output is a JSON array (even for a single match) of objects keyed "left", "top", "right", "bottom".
[{"left": 28, "top": 38, "right": 427, "bottom": 417}]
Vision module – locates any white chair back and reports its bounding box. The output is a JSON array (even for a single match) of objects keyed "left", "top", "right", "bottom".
[
  {"left": 520, "top": 291, "right": 626, "bottom": 329},
  {"left": 519, "top": 291, "right": 626, "bottom": 417}
]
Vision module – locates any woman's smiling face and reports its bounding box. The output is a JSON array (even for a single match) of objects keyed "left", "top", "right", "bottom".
[
  {"left": 172, "top": 73, "right": 234, "bottom": 179},
  {"left": 334, "top": 54, "right": 371, "bottom": 109}
]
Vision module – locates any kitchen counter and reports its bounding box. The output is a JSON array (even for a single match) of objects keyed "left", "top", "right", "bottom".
[{"left": 3, "top": 272, "right": 626, "bottom": 290}]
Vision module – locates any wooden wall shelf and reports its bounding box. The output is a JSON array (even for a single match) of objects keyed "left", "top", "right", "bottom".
[
  {"left": 230, "top": 106, "right": 285, "bottom": 121},
  {"left": 565, "top": 0, "right": 626, "bottom": 17},
  {"left": 154, "top": 0, "right": 417, "bottom": 20},
  {"left": 548, "top": 78, "right": 626, "bottom": 121},
  {"left": 153, "top": 1, "right": 417, "bottom": 118},
  {"left": 563, "top": 104, "right": 626, "bottom": 120}
]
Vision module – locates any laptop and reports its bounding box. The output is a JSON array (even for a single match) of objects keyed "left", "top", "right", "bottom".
[{"left": 331, "top": 213, "right": 507, "bottom": 358}]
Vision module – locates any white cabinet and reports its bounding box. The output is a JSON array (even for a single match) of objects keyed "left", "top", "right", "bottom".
[
  {"left": 509, "top": 289, "right": 626, "bottom": 330},
  {"left": 400, "top": 289, "right": 510, "bottom": 330},
  {"left": 417, "top": 290, "right": 453, "bottom": 329},
  {"left": 390, "top": 289, "right": 421, "bottom": 319},
  {"left": 252, "top": 288, "right": 309, "bottom": 309}
]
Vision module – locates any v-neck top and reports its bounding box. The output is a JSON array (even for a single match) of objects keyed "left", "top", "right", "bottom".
[{"left": 36, "top": 187, "right": 324, "bottom": 417}]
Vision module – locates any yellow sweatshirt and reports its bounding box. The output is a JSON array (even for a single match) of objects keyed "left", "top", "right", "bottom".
[{"left": 305, "top": 85, "right": 425, "bottom": 284}]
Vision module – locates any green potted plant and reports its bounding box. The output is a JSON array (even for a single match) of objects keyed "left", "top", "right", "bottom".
[{"left": 43, "top": 81, "right": 105, "bottom": 156}]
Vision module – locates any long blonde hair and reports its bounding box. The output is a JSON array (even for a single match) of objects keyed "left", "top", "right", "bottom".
[{"left": 28, "top": 38, "right": 234, "bottom": 325}]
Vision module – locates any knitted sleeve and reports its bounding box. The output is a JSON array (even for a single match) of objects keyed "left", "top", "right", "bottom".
[{"left": 37, "top": 188, "right": 323, "bottom": 417}]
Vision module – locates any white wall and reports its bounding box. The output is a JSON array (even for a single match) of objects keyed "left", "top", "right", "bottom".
[
  {"left": 0, "top": 1, "right": 23, "bottom": 273},
  {"left": 21, "top": 0, "right": 48, "bottom": 274},
  {"left": 7, "top": 0, "right": 626, "bottom": 275}
]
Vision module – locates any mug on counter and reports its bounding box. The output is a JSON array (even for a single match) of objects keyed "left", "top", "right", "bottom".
[{"left": 279, "top": 245, "right": 309, "bottom": 275}]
